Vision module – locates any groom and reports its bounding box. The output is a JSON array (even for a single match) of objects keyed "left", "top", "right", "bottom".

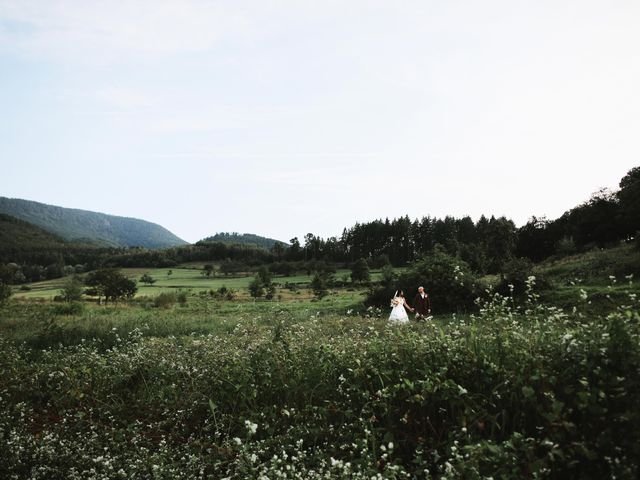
[{"left": 412, "top": 286, "right": 431, "bottom": 320}]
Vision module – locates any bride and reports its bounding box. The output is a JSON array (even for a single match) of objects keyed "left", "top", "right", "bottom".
[{"left": 389, "top": 290, "right": 413, "bottom": 323}]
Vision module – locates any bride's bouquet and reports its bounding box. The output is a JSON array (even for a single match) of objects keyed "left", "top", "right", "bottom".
[{"left": 390, "top": 297, "right": 401, "bottom": 307}]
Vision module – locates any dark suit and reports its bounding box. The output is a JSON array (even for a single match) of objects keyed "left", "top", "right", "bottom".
[{"left": 412, "top": 293, "right": 431, "bottom": 316}]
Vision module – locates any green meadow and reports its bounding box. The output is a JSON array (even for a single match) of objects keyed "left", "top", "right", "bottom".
[{"left": 12, "top": 267, "right": 391, "bottom": 300}]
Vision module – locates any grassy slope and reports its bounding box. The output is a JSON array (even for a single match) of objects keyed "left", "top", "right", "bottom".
[
  {"left": 535, "top": 243, "right": 640, "bottom": 314},
  {"left": 535, "top": 243, "right": 640, "bottom": 285}
]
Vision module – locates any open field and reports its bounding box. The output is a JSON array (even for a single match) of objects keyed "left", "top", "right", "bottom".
[
  {"left": 11, "top": 267, "right": 393, "bottom": 300},
  {"left": 0, "top": 292, "right": 372, "bottom": 348}
]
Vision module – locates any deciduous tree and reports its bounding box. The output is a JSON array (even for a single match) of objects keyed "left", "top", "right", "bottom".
[{"left": 85, "top": 269, "right": 137, "bottom": 304}]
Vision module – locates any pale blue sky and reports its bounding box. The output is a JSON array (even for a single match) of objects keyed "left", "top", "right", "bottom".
[{"left": 1, "top": 1, "right": 639, "bottom": 243}]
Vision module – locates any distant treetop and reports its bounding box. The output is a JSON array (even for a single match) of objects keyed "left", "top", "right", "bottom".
[{"left": 197, "top": 232, "right": 288, "bottom": 250}]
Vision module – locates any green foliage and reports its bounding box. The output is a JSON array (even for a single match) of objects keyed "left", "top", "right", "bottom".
[
  {"left": 153, "top": 292, "right": 177, "bottom": 309},
  {"left": 310, "top": 271, "right": 329, "bottom": 299},
  {"left": 0, "top": 212, "right": 69, "bottom": 252},
  {"left": 556, "top": 235, "right": 577, "bottom": 256},
  {"left": 84, "top": 268, "right": 137, "bottom": 303},
  {"left": 52, "top": 301, "right": 85, "bottom": 316},
  {"left": 565, "top": 189, "right": 623, "bottom": 248},
  {"left": 211, "top": 285, "right": 236, "bottom": 300},
  {"left": 497, "top": 257, "right": 537, "bottom": 297},
  {"left": 246, "top": 267, "right": 276, "bottom": 300},
  {"left": 369, "top": 253, "right": 391, "bottom": 269},
  {"left": 201, "top": 264, "right": 214, "bottom": 277},
  {"left": 219, "top": 259, "right": 247, "bottom": 276},
  {"left": 60, "top": 274, "right": 84, "bottom": 302},
  {"left": 350, "top": 258, "right": 370, "bottom": 284},
  {"left": 380, "top": 264, "right": 396, "bottom": 287},
  {"left": 618, "top": 166, "right": 640, "bottom": 236},
  {"left": 257, "top": 266, "right": 272, "bottom": 286},
  {"left": 516, "top": 216, "right": 559, "bottom": 262},
  {"left": 139, "top": 273, "right": 156, "bottom": 285},
  {"left": 198, "top": 232, "right": 285, "bottom": 250},
  {"left": 265, "top": 284, "right": 276, "bottom": 300},
  {"left": 248, "top": 276, "right": 265, "bottom": 299},
  {"left": 482, "top": 216, "right": 518, "bottom": 272},
  {"left": 0, "top": 282, "right": 12, "bottom": 305},
  {"left": 537, "top": 244, "right": 640, "bottom": 285},
  {"left": 176, "top": 289, "right": 188, "bottom": 306},
  {"left": 45, "top": 262, "right": 64, "bottom": 280},
  {"left": 368, "top": 247, "right": 479, "bottom": 312}
]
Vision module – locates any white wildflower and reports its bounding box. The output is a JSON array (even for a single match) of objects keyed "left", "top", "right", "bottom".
[{"left": 245, "top": 420, "right": 258, "bottom": 435}]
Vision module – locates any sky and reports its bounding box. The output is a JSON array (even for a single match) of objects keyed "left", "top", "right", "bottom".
[{"left": 1, "top": 0, "right": 639, "bottom": 244}]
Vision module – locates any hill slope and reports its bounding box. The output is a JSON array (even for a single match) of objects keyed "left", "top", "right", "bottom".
[
  {"left": 0, "top": 213, "right": 70, "bottom": 252},
  {"left": 0, "top": 197, "right": 187, "bottom": 249},
  {"left": 535, "top": 243, "right": 640, "bottom": 284},
  {"left": 198, "top": 232, "right": 287, "bottom": 249}
]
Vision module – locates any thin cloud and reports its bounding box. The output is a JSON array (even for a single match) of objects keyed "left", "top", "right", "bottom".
[{"left": 0, "top": 0, "right": 253, "bottom": 63}]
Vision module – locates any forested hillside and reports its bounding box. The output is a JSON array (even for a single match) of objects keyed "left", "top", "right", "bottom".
[
  {"left": 0, "top": 197, "right": 187, "bottom": 248},
  {"left": 0, "top": 213, "right": 69, "bottom": 252}
]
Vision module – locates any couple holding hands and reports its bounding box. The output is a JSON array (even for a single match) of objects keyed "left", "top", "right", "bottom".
[{"left": 389, "top": 286, "right": 431, "bottom": 324}]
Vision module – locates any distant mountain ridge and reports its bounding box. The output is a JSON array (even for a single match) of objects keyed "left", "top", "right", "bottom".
[
  {"left": 0, "top": 197, "right": 187, "bottom": 249},
  {"left": 198, "top": 232, "right": 287, "bottom": 249}
]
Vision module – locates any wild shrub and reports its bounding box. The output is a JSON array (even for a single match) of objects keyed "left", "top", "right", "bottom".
[
  {"left": 496, "top": 257, "right": 548, "bottom": 297},
  {"left": 52, "top": 301, "right": 85, "bottom": 316},
  {"left": 248, "top": 276, "right": 264, "bottom": 299},
  {"left": 176, "top": 290, "right": 188, "bottom": 306},
  {"left": 211, "top": 286, "right": 236, "bottom": 300},
  {"left": 0, "top": 282, "right": 12, "bottom": 305},
  {"left": 153, "top": 292, "right": 176, "bottom": 309}
]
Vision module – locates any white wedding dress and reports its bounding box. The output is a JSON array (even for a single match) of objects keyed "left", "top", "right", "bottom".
[{"left": 388, "top": 297, "right": 409, "bottom": 323}]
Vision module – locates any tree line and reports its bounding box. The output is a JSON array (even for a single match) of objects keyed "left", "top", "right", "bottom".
[
  {"left": 284, "top": 166, "right": 640, "bottom": 272},
  {"left": 1, "top": 167, "right": 638, "bottom": 286}
]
